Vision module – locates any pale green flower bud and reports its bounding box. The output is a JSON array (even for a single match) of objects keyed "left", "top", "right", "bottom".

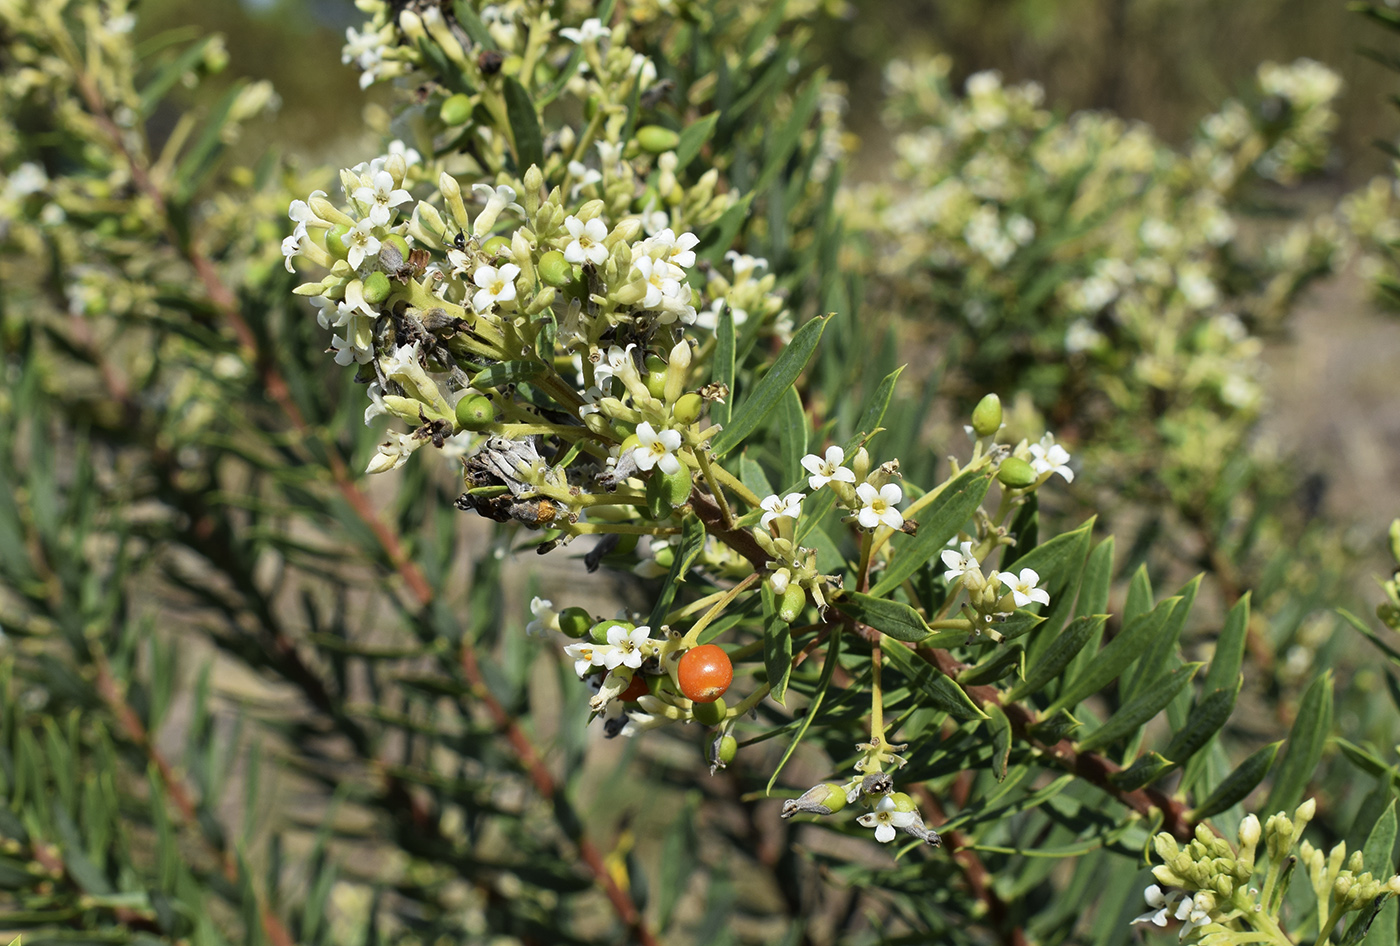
[
  {"left": 1295, "top": 797, "right": 1317, "bottom": 826},
  {"left": 1153, "top": 865, "right": 1188, "bottom": 888},
  {"left": 664, "top": 340, "right": 690, "bottom": 405},
  {"left": 385, "top": 153, "right": 407, "bottom": 190},
  {"left": 1389, "top": 518, "right": 1400, "bottom": 564},
  {"left": 607, "top": 218, "right": 641, "bottom": 247},
  {"left": 1348, "top": 851, "right": 1365, "bottom": 873},
  {"left": 420, "top": 5, "right": 467, "bottom": 66},
  {"left": 576, "top": 199, "right": 605, "bottom": 222},
  {"left": 851, "top": 447, "right": 871, "bottom": 482},
  {"left": 440, "top": 173, "right": 469, "bottom": 230},
  {"left": 523, "top": 165, "right": 543, "bottom": 219},
  {"left": 1238, "top": 814, "right": 1261, "bottom": 850},
  {"left": 398, "top": 8, "right": 427, "bottom": 44},
  {"left": 413, "top": 201, "right": 446, "bottom": 244},
  {"left": 1154, "top": 833, "right": 1182, "bottom": 861},
  {"left": 309, "top": 195, "right": 355, "bottom": 228},
  {"left": 1212, "top": 875, "right": 1234, "bottom": 897}
]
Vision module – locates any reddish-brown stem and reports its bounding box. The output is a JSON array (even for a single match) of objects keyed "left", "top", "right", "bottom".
[{"left": 73, "top": 69, "right": 658, "bottom": 945}]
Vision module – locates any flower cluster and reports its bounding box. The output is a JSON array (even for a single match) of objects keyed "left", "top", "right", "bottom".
[{"left": 781, "top": 768, "right": 940, "bottom": 848}]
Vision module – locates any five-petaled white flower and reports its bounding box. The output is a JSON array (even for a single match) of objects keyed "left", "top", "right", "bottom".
[
  {"left": 603, "top": 624, "right": 651, "bottom": 670},
  {"left": 856, "top": 482, "right": 904, "bottom": 531},
  {"left": 563, "top": 215, "right": 610, "bottom": 266},
  {"left": 995, "top": 567, "right": 1050, "bottom": 608},
  {"left": 633, "top": 422, "right": 682, "bottom": 475},
  {"left": 526, "top": 597, "right": 557, "bottom": 638},
  {"left": 632, "top": 256, "right": 678, "bottom": 309},
  {"left": 472, "top": 263, "right": 520, "bottom": 312},
  {"left": 341, "top": 218, "right": 380, "bottom": 270},
  {"left": 559, "top": 17, "right": 610, "bottom": 45},
  {"left": 1132, "top": 885, "right": 1190, "bottom": 928},
  {"left": 940, "top": 541, "right": 979, "bottom": 580},
  {"left": 353, "top": 169, "right": 412, "bottom": 226},
  {"left": 281, "top": 232, "right": 304, "bottom": 273},
  {"left": 801, "top": 446, "right": 857, "bottom": 491},
  {"left": 760, "top": 493, "right": 804, "bottom": 530},
  {"left": 1029, "top": 433, "right": 1074, "bottom": 483},
  {"left": 857, "top": 796, "right": 915, "bottom": 843},
  {"left": 563, "top": 640, "right": 610, "bottom": 677}
]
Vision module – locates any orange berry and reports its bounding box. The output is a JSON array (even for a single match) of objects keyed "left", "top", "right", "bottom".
[{"left": 678, "top": 644, "right": 733, "bottom": 703}]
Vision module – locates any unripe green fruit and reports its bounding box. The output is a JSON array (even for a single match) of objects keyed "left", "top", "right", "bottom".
[
  {"left": 717, "top": 734, "right": 738, "bottom": 765},
  {"left": 440, "top": 93, "right": 473, "bottom": 126},
  {"left": 673, "top": 393, "right": 703, "bottom": 426},
  {"left": 692, "top": 697, "right": 727, "bottom": 726},
  {"left": 558, "top": 607, "right": 592, "bottom": 639},
  {"left": 646, "top": 471, "right": 674, "bottom": 521},
  {"left": 644, "top": 354, "right": 668, "bottom": 400},
  {"left": 618, "top": 433, "right": 640, "bottom": 455},
  {"left": 888, "top": 791, "right": 918, "bottom": 813},
  {"left": 455, "top": 394, "right": 496, "bottom": 430},
  {"left": 327, "top": 224, "right": 352, "bottom": 260},
  {"left": 362, "top": 271, "right": 391, "bottom": 305},
  {"left": 818, "top": 783, "right": 849, "bottom": 814},
  {"left": 637, "top": 125, "right": 681, "bottom": 153},
  {"left": 590, "top": 619, "right": 632, "bottom": 645},
  {"left": 661, "top": 466, "right": 692, "bottom": 507},
  {"left": 481, "top": 235, "right": 511, "bottom": 257},
  {"left": 779, "top": 584, "right": 806, "bottom": 623},
  {"left": 538, "top": 250, "right": 573, "bottom": 287},
  {"left": 997, "top": 456, "right": 1037, "bottom": 489},
  {"left": 971, "top": 393, "right": 1003, "bottom": 438},
  {"left": 383, "top": 234, "right": 411, "bottom": 260},
  {"left": 651, "top": 545, "right": 675, "bottom": 570}
]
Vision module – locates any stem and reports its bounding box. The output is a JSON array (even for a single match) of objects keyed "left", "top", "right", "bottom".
[
  {"left": 710, "top": 461, "right": 762, "bottom": 509},
  {"left": 564, "top": 521, "right": 678, "bottom": 536},
  {"left": 870, "top": 642, "right": 885, "bottom": 749},
  {"left": 682, "top": 572, "right": 760, "bottom": 647},
  {"left": 696, "top": 448, "right": 737, "bottom": 530}
]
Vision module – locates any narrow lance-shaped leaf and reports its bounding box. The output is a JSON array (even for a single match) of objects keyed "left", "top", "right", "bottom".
[
  {"left": 835, "top": 592, "right": 948, "bottom": 644},
  {"left": 883, "top": 643, "right": 986, "bottom": 720},
  {"left": 1046, "top": 596, "right": 1181, "bottom": 715},
  {"left": 1076, "top": 662, "right": 1202, "bottom": 753},
  {"left": 762, "top": 585, "right": 793, "bottom": 705},
  {"left": 986, "top": 703, "right": 1012, "bottom": 782},
  {"left": 868, "top": 466, "right": 994, "bottom": 597},
  {"left": 1006, "top": 615, "right": 1105, "bottom": 703},
  {"left": 1164, "top": 677, "right": 1243, "bottom": 764},
  {"left": 1203, "top": 592, "right": 1251, "bottom": 696},
  {"left": 502, "top": 77, "right": 544, "bottom": 173},
  {"left": 778, "top": 386, "right": 807, "bottom": 489},
  {"left": 649, "top": 515, "right": 707, "bottom": 627},
  {"left": 1191, "top": 741, "right": 1283, "bottom": 820},
  {"left": 711, "top": 315, "right": 828, "bottom": 457},
  {"left": 1123, "top": 574, "right": 1200, "bottom": 704},
  {"left": 1263, "top": 670, "right": 1334, "bottom": 815},
  {"left": 711, "top": 305, "right": 735, "bottom": 427},
  {"left": 959, "top": 641, "right": 1025, "bottom": 686},
  {"left": 843, "top": 365, "right": 905, "bottom": 450},
  {"left": 675, "top": 112, "right": 720, "bottom": 171},
  {"left": 1361, "top": 800, "right": 1398, "bottom": 946},
  {"left": 766, "top": 628, "right": 842, "bottom": 795}
]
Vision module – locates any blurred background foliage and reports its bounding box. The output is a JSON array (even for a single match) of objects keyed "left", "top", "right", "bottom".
[{"left": 9, "top": 0, "right": 1400, "bottom": 945}]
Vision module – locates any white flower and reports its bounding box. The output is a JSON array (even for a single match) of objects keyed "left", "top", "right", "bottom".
[
  {"left": 1132, "top": 885, "right": 1190, "bottom": 928},
  {"left": 281, "top": 232, "right": 303, "bottom": 273},
  {"left": 386, "top": 139, "right": 421, "bottom": 167},
  {"left": 559, "top": 17, "right": 610, "bottom": 45},
  {"left": 563, "top": 640, "right": 611, "bottom": 677},
  {"left": 353, "top": 169, "right": 412, "bottom": 227},
  {"left": 593, "top": 343, "right": 636, "bottom": 389},
  {"left": 647, "top": 228, "right": 699, "bottom": 270},
  {"left": 563, "top": 215, "right": 610, "bottom": 266},
  {"left": 471, "top": 263, "right": 520, "bottom": 312},
  {"left": 724, "top": 250, "right": 767, "bottom": 280},
  {"left": 364, "top": 382, "right": 388, "bottom": 425},
  {"left": 365, "top": 430, "right": 421, "bottom": 474},
  {"left": 526, "top": 597, "right": 557, "bottom": 638},
  {"left": 341, "top": 218, "right": 380, "bottom": 270},
  {"left": 994, "top": 568, "right": 1049, "bottom": 608},
  {"left": 1179, "top": 892, "right": 1216, "bottom": 939},
  {"left": 632, "top": 255, "right": 678, "bottom": 309},
  {"left": 760, "top": 492, "right": 804, "bottom": 530},
  {"left": 633, "top": 422, "right": 682, "bottom": 475},
  {"left": 603, "top": 624, "right": 651, "bottom": 670},
  {"left": 695, "top": 298, "right": 748, "bottom": 331},
  {"left": 470, "top": 183, "right": 523, "bottom": 238},
  {"left": 801, "top": 445, "right": 856, "bottom": 490},
  {"left": 856, "top": 796, "right": 915, "bottom": 843},
  {"left": 568, "top": 160, "right": 602, "bottom": 198},
  {"left": 856, "top": 482, "right": 904, "bottom": 531},
  {"left": 940, "top": 541, "right": 979, "bottom": 580},
  {"left": 1028, "top": 433, "right": 1074, "bottom": 482}
]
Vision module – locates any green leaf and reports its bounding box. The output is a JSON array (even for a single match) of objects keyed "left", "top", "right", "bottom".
[
  {"left": 675, "top": 112, "right": 720, "bottom": 171},
  {"left": 834, "top": 592, "right": 936, "bottom": 643},
  {"left": 1263, "top": 671, "right": 1334, "bottom": 815},
  {"left": 1123, "top": 575, "right": 1200, "bottom": 703},
  {"left": 711, "top": 305, "right": 735, "bottom": 428},
  {"left": 868, "top": 467, "right": 994, "bottom": 597},
  {"left": 959, "top": 642, "right": 1025, "bottom": 686},
  {"left": 845, "top": 366, "right": 904, "bottom": 448},
  {"left": 1164, "top": 678, "right": 1242, "bottom": 764},
  {"left": 1336, "top": 738, "right": 1400, "bottom": 788},
  {"left": 1203, "top": 593, "right": 1251, "bottom": 696},
  {"left": 1076, "top": 536, "right": 1114, "bottom": 619},
  {"left": 997, "top": 609, "right": 1047, "bottom": 641},
  {"left": 778, "top": 386, "right": 807, "bottom": 489},
  {"left": 657, "top": 794, "right": 700, "bottom": 931},
  {"left": 1363, "top": 801, "right": 1398, "bottom": 946},
  {"left": 986, "top": 704, "right": 1012, "bottom": 782},
  {"left": 451, "top": 1, "right": 497, "bottom": 49},
  {"left": 139, "top": 35, "right": 222, "bottom": 117},
  {"left": 739, "top": 455, "right": 774, "bottom": 501},
  {"left": 648, "top": 515, "right": 707, "bottom": 626},
  {"left": 173, "top": 81, "right": 244, "bottom": 202},
  {"left": 883, "top": 643, "right": 986, "bottom": 720},
  {"left": 1111, "top": 752, "right": 1177, "bottom": 792},
  {"left": 1006, "top": 615, "right": 1106, "bottom": 702},
  {"left": 1191, "top": 741, "right": 1282, "bottom": 819},
  {"left": 711, "top": 315, "right": 828, "bottom": 457},
  {"left": 1123, "top": 565, "right": 1153, "bottom": 627},
  {"left": 1047, "top": 596, "right": 1181, "bottom": 715},
  {"left": 766, "top": 629, "right": 841, "bottom": 795},
  {"left": 762, "top": 585, "right": 793, "bottom": 705},
  {"left": 502, "top": 77, "right": 544, "bottom": 173},
  {"left": 471, "top": 360, "right": 543, "bottom": 388},
  {"left": 1010, "top": 517, "right": 1095, "bottom": 655},
  {"left": 753, "top": 75, "right": 824, "bottom": 196},
  {"left": 1077, "top": 662, "right": 1202, "bottom": 753}
]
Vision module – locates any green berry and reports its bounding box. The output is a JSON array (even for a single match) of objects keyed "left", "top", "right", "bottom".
[
  {"left": 481, "top": 235, "right": 511, "bottom": 258},
  {"left": 779, "top": 584, "right": 806, "bottom": 624},
  {"left": 692, "top": 696, "right": 727, "bottom": 726},
  {"left": 558, "top": 607, "right": 592, "bottom": 639},
  {"left": 590, "top": 619, "right": 632, "bottom": 645},
  {"left": 327, "top": 224, "right": 352, "bottom": 260},
  {"left": 454, "top": 394, "right": 496, "bottom": 431},
  {"left": 382, "top": 234, "right": 411, "bottom": 261},
  {"left": 538, "top": 250, "right": 573, "bottom": 287},
  {"left": 661, "top": 466, "right": 692, "bottom": 507},
  {"left": 717, "top": 734, "right": 738, "bottom": 765},
  {"left": 646, "top": 471, "right": 674, "bottom": 521},
  {"left": 362, "top": 271, "right": 391, "bottom": 305},
  {"left": 636, "top": 125, "right": 681, "bottom": 154},
  {"left": 971, "top": 393, "right": 1003, "bottom": 438},
  {"left": 672, "top": 393, "right": 703, "bottom": 426},
  {"left": 644, "top": 354, "right": 668, "bottom": 400},
  {"left": 997, "top": 456, "right": 1037, "bottom": 489},
  {"left": 440, "top": 93, "right": 473, "bottom": 126}
]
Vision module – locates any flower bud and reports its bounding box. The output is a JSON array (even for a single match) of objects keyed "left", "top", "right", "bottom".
[
  {"left": 997, "top": 456, "right": 1037, "bottom": 488},
  {"left": 851, "top": 447, "right": 871, "bottom": 482},
  {"left": 1389, "top": 519, "right": 1400, "bottom": 564},
  {"left": 1296, "top": 797, "right": 1317, "bottom": 826},
  {"left": 522, "top": 164, "right": 543, "bottom": 219},
  {"left": 538, "top": 250, "right": 573, "bottom": 287},
  {"left": 673, "top": 393, "right": 703, "bottom": 426},
  {"left": 384, "top": 153, "right": 407, "bottom": 190},
  {"left": 362, "top": 271, "right": 391, "bottom": 305},
  {"left": 455, "top": 394, "right": 496, "bottom": 431},
  {"left": 558, "top": 607, "right": 592, "bottom": 639},
  {"left": 637, "top": 125, "right": 681, "bottom": 153},
  {"left": 440, "top": 173, "right": 469, "bottom": 230},
  {"left": 971, "top": 393, "right": 1002, "bottom": 437},
  {"left": 1238, "top": 814, "right": 1261, "bottom": 850},
  {"left": 692, "top": 696, "right": 727, "bottom": 726},
  {"left": 440, "top": 93, "right": 473, "bottom": 126}
]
